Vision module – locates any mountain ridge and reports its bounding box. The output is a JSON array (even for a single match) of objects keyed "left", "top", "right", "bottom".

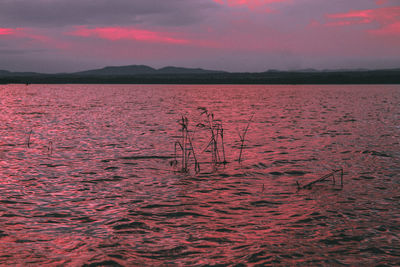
[
  {"left": 71, "top": 65, "right": 227, "bottom": 76},
  {"left": 0, "top": 65, "right": 227, "bottom": 76},
  {"left": 1, "top": 64, "right": 400, "bottom": 76},
  {"left": 1, "top": 65, "right": 400, "bottom": 84}
]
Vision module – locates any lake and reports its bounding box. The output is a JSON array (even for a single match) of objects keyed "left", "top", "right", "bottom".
[{"left": 0, "top": 84, "right": 399, "bottom": 266}]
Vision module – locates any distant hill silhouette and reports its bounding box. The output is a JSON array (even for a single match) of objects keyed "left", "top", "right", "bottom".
[
  {"left": 72, "top": 65, "right": 225, "bottom": 76},
  {"left": 73, "top": 65, "right": 156, "bottom": 76},
  {"left": 0, "top": 70, "right": 11, "bottom": 75},
  {"left": 0, "top": 70, "right": 41, "bottom": 77},
  {"left": 0, "top": 64, "right": 400, "bottom": 84},
  {"left": 157, "top": 66, "right": 226, "bottom": 74}
]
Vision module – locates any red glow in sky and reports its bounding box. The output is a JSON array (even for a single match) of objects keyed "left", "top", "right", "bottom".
[
  {"left": 213, "top": 0, "right": 288, "bottom": 9},
  {"left": 327, "top": 6, "right": 400, "bottom": 29},
  {"left": 0, "top": 28, "right": 14, "bottom": 35},
  {"left": 71, "top": 26, "right": 189, "bottom": 44},
  {"left": 0, "top": 0, "right": 399, "bottom": 72}
]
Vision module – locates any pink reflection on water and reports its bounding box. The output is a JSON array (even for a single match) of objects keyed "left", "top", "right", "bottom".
[{"left": 0, "top": 84, "right": 399, "bottom": 265}]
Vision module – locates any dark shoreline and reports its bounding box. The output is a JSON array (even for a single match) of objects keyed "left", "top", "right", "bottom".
[{"left": 1, "top": 69, "right": 400, "bottom": 84}]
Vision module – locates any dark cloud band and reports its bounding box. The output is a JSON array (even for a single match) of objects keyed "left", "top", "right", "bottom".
[{"left": 0, "top": 0, "right": 218, "bottom": 27}]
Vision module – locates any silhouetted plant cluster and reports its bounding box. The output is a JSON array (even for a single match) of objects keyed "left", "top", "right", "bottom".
[
  {"left": 25, "top": 128, "right": 54, "bottom": 156},
  {"left": 171, "top": 108, "right": 253, "bottom": 173},
  {"left": 198, "top": 107, "right": 227, "bottom": 165},
  {"left": 170, "top": 116, "right": 200, "bottom": 173}
]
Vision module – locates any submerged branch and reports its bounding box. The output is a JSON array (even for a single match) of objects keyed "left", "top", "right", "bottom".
[{"left": 297, "top": 168, "right": 344, "bottom": 190}]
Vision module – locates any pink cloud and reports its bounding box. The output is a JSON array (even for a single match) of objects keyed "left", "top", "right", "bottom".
[
  {"left": 70, "top": 26, "right": 189, "bottom": 44},
  {"left": 1, "top": 27, "right": 48, "bottom": 41},
  {"left": 0, "top": 28, "right": 14, "bottom": 35},
  {"left": 1, "top": 27, "right": 71, "bottom": 51},
  {"left": 326, "top": 6, "right": 400, "bottom": 35},
  {"left": 212, "top": 0, "right": 287, "bottom": 10},
  {"left": 376, "top": 0, "right": 388, "bottom": 5},
  {"left": 327, "top": 10, "right": 373, "bottom": 25},
  {"left": 371, "top": 21, "right": 400, "bottom": 34}
]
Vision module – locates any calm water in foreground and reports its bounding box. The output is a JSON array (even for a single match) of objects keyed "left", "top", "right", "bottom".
[{"left": 0, "top": 84, "right": 399, "bottom": 266}]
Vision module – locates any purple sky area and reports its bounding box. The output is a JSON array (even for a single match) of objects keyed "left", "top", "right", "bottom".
[{"left": 0, "top": 0, "right": 399, "bottom": 73}]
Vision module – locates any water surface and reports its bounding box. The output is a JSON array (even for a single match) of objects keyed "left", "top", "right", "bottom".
[{"left": 0, "top": 84, "right": 399, "bottom": 266}]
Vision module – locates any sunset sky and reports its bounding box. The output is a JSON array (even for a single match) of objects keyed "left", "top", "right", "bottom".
[{"left": 0, "top": 0, "right": 399, "bottom": 73}]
